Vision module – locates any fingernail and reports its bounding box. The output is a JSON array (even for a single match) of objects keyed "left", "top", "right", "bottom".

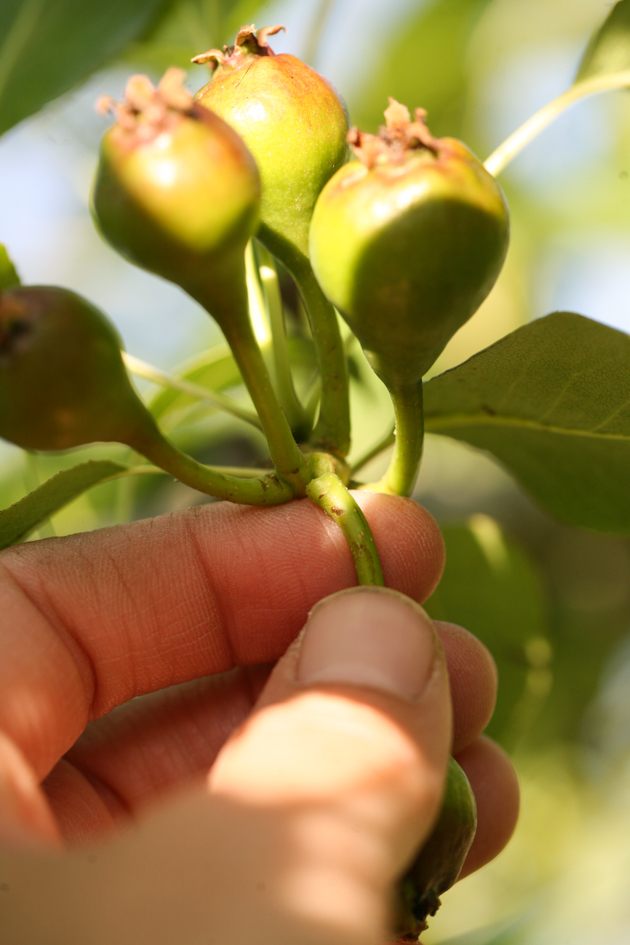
[{"left": 297, "top": 587, "right": 439, "bottom": 701}]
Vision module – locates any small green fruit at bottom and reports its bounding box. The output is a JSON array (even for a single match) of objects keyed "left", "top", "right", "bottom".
[
  {"left": 0, "top": 286, "right": 155, "bottom": 451},
  {"left": 193, "top": 25, "right": 349, "bottom": 263},
  {"left": 395, "top": 757, "right": 477, "bottom": 941},
  {"left": 310, "top": 101, "right": 510, "bottom": 387},
  {"left": 92, "top": 69, "right": 261, "bottom": 312}
]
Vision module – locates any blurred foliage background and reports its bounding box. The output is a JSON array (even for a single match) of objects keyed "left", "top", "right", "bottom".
[{"left": 1, "top": 1, "right": 629, "bottom": 942}]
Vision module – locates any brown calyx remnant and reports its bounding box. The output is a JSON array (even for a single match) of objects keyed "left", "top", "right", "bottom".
[
  {"left": 0, "top": 299, "right": 31, "bottom": 358},
  {"left": 192, "top": 24, "right": 285, "bottom": 71},
  {"left": 96, "top": 68, "right": 196, "bottom": 143},
  {"left": 348, "top": 98, "right": 442, "bottom": 169}
]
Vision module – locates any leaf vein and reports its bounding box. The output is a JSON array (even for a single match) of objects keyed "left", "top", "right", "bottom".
[
  {"left": 590, "top": 391, "right": 630, "bottom": 432},
  {"left": 426, "top": 412, "right": 630, "bottom": 443}
]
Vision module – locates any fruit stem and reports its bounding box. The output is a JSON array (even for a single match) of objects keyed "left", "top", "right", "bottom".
[
  {"left": 131, "top": 424, "right": 294, "bottom": 506},
  {"left": 306, "top": 467, "right": 384, "bottom": 586},
  {"left": 484, "top": 69, "right": 630, "bottom": 177},
  {"left": 376, "top": 381, "right": 424, "bottom": 497},
  {"left": 287, "top": 254, "right": 351, "bottom": 458},
  {"left": 186, "top": 259, "right": 308, "bottom": 495},
  {"left": 244, "top": 240, "right": 273, "bottom": 349},
  {"left": 221, "top": 315, "right": 307, "bottom": 493},
  {"left": 256, "top": 244, "right": 311, "bottom": 438}
]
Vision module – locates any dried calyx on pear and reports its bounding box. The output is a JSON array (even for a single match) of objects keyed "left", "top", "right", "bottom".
[{"left": 347, "top": 98, "right": 441, "bottom": 168}]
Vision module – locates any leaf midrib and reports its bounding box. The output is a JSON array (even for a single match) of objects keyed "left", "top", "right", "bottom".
[{"left": 425, "top": 411, "right": 630, "bottom": 443}]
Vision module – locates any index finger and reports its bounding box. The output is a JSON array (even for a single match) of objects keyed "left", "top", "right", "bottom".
[{"left": 0, "top": 494, "right": 443, "bottom": 776}]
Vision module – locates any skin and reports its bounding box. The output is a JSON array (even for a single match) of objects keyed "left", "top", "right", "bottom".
[{"left": 0, "top": 494, "right": 518, "bottom": 944}]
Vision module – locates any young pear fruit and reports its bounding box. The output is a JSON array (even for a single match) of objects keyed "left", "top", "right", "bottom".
[
  {"left": 93, "top": 69, "right": 261, "bottom": 313},
  {"left": 194, "top": 25, "right": 348, "bottom": 265},
  {"left": 0, "top": 286, "right": 155, "bottom": 450},
  {"left": 310, "top": 101, "right": 509, "bottom": 388}
]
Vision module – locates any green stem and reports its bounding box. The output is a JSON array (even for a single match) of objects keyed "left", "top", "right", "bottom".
[
  {"left": 288, "top": 254, "right": 351, "bottom": 458},
  {"left": 245, "top": 241, "right": 272, "bottom": 349},
  {"left": 207, "top": 465, "right": 276, "bottom": 477},
  {"left": 306, "top": 471, "right": 384, "bottom": 585},
  {"left": 376, "top": 381, "right": 424, "bottom": 497},
  {"left": 484, "top": 69, "right": 630, "bottom": 177},
  {"left": 222, "top": 317, "right": 306, "bottom": 491},
  {"left": 257, "top": 244, "right": 311, "bottom": 437},
  {"left": 187, "top": 261, "right": 307, "bottom": 494},
  {"left": 131, "top": 425, "right": 293, "bottom": 506},
  {"left": 303, "top": 318, "right": 357, "bottom": 420}
]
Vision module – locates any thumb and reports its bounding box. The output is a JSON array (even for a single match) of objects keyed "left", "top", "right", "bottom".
[{"left": 210, "top": 586, "right": 452, "bottom": 944}]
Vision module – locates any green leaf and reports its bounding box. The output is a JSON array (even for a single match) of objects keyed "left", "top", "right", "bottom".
[
  {"left": 129, "top": 0, "right": 269, "bottom": 72},
  {"left": 577, "top": 0, "right": 630, "bottom": 80},
  {"left": 0, "top": 243, "right": 20, "bottom": 289},
  {"left": 425, "top": 517, "right": 551, "bottom": 746},
  {"left": 148, "top": 344, "right": 243, "bottom": 421},
  {"left": 424, "top": 313, "right": 630, "bottom": 533},
  {"left": 352, "top": 0, "right": 493, "bottom": 137},
  {"left": 0, "top": 0, "right": 169, "bottom": 135},
  {"left": 0, "top": 459, "right": 129, "bottom": 548},
  {"left": 147, "top": 336, "right": 316, "bottom": 424}
]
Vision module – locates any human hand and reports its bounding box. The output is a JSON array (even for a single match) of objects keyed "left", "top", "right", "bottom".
[{"left": 0, "top": 494, "right": 518, "bottom": 944}]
